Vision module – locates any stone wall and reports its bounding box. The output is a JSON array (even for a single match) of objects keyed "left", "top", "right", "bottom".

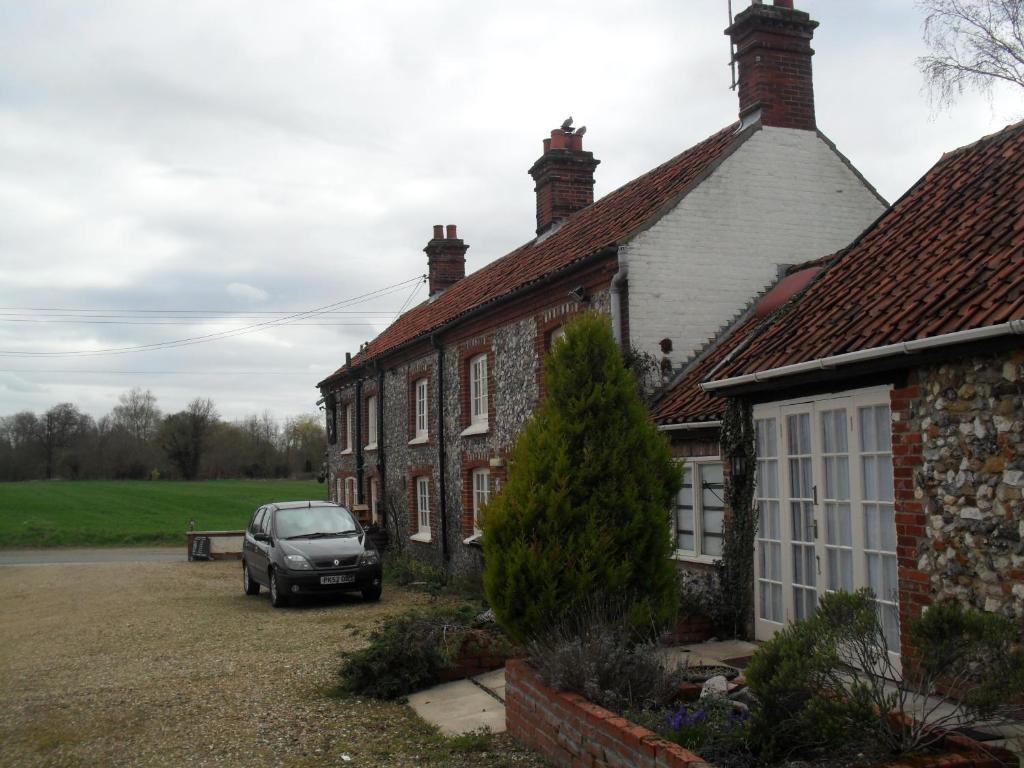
[{"left": 900, "top": 348, "right": 1024, "bottom": 621}]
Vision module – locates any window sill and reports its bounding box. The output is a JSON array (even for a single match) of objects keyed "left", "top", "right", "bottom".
[
  {"left": 408, "top": 435, "right": 429, "bottom": 446},
  {"left": 364, "top": 443, "right": 378, "bottom": 452},
  {"left": 460, "top": 422, "right": 489, "bottom": 438},
  {"left": 339, "top": 448, "right": 353, "bottom": 455},
  {"left": 410, "top": 532, "right": 432, "bottom": 544},
  {"left": 671, "top": 552, "right": 720, "bottom": 566},
  {"left": 462, "top": 532, "right": 482, "bottom": 546}
]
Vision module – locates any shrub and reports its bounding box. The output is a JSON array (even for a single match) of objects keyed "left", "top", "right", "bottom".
[
  {"left": 746, "top": 589, "right": 1024, "bottom": 760},
  {"left": 482, "top": 312, "right": 681, "bottom": 642},
  {"left": 661, "top": 697, "right": 754, "bottom": 765},
  {"left": 526, "top": 600, "right": 683, "bottom": 712},
  {"left": 338, "top": 605, "right": 487, "bottom": 700}
]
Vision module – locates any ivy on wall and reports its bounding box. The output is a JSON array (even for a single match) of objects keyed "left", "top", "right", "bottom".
[{"left": 716, "top": 398, "right": 758, "bottom": 640}]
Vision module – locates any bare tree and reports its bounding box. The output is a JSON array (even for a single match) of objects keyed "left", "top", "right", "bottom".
[
  {"left": 111, "top": 388, "right": 162, "bottom": 443},
  {"left": 37, "top": 403, "right": 89, "bottom": 479},
  {"left": 917, "top": 0, "right": 1024, "bottom": 106}
]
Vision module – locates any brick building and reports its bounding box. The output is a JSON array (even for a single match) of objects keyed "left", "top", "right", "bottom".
[
  {"left": 656, "top": 120, "right": 1024, "bottom": 668},
  {"left": 316, "top": 0, "right": 885, "bottom": 574}
]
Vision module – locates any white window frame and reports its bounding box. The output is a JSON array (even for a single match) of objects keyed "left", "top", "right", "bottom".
[
  {"left": 341, "top": 404, "right": 353, "bottom": 454},
  {"left": 752, "top": 385, "right": 900, "bottom": 673},
  {"left": 471, "top": 468, "right": 490, "bottom": 535},
  {"left": 410, "top": 378, "right": 429, "bottom": 444},
  {"left": 411, "top": 476, "right": 431, "bottom": 542},
  {"left": 335, "top": 478, "right": 342, "bottom": 505},
  {"left": 370, "top": 477, "right": 380, "bottom": 524},
  {"left": 344, "top": 477, "right": 356, "bottom": 509},
  {"left": 365, "top": 395, "right": 378, "bottom": 450},
  {"left": 671, "top": 457, "right": 725, "bottom": 564},
  {"left": 465, "top": 353, "right": 489, "bottom": 433}
]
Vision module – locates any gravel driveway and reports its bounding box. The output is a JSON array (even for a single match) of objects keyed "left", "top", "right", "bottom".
[{"left": 0, "top": 560, "right": 545, "bottom": 767}]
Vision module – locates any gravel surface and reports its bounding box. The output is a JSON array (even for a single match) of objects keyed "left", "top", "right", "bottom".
[{"left": 0, "top": 560, "right": 547, "bottom": 767}]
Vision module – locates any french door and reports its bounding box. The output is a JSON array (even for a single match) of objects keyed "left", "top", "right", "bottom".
[{"left": 754, "top": 387, "right": 900, "bottom": 672}]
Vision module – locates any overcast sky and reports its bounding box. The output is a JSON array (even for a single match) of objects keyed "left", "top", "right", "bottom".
[{"left": 1, "top": 0, "right": 1020, "bottom": 424}]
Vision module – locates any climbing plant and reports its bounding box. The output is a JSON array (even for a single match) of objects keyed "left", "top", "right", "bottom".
[{"left": 716, "top": 398, "right": 758, "bottom": 639}]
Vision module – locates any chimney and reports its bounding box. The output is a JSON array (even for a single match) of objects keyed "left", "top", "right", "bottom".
[
  {"left": 424, "top": 224, "right": 468, "bottom": 300},
  {"left": 527, "top": 124, "right": 600, "bottom": 237},
  {"left": 726, "top": 0, "right": 819, "bottom": 131}
]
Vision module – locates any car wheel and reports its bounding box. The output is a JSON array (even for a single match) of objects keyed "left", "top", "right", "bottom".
[
  {"left": 362, "top": 585, "right": 382, "bottom": 602},
  {"left": 269, "top": 569, "right": 289, "bottom": 608},
  {"left": 242, "top": 561, "right": 260, "bottom": 596}
]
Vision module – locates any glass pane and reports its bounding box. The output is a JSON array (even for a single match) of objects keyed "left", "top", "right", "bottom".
[
  {"left": 879, "top": 458, "right": 894, "bottom": 503},
  {"left": 677, "top": 508, "right": 694, "bottom": 535},
  {"left": 770, "top": 542, "right": 781, "bottom": 581},
  {"left": 677, "top": 532, "right": 695, "bottom": 551},
  {"left": 882, "top": 555, "right": 898, "bottom": 599},
  {"left": 880, "top": 505, "right": 896, "bottom": 551},
  {"left": 787, "top": 415, "right": 800, "bottom": 455},
  {"left": 839, "top": 503, "right": 852, "bottom": 546},
  {"left": 863, "top": 457, "right": 878, "bottom": 500},
  {"left": 799, "top": 414, "right": 811, "bottom": 453},
  {"left": 867, "top": 554, "right": 881, "bottom": 596},
  {"left": 764, "top": 459, "right": 778, "bottom": 498},
  {"left": 865, "top": 504, "right": 879, "bottom": 549},
  {"left": 703, "top": 508, "right": 724, "bottom": 536},
  {"left": 882, "top": 605, "right": 900, "bottom": 649},
  {"left": 876, "top": 407, "right": 891, "bottom": 450},
  {"left": 837, "top": 457, "right": 850, "bottom": 500},
  {"left": 805, "top": 547, "right": 817, "bottom": 587},
  {"left": 840, "top": 550, "right": 853, "bottom": 591},
  {"left": 827, "top": 551, "right": 838, "bottom": 590},
  {"left": 702, "top": 532, "right": 723, "bottom": 557},
  {"left": 801, "top": 458, "right": 812, "bottom": 497},
  {"left": 772, "top": 584, "right": 783, "bottom": 622},
  {"left": 860, "top": 407, "right": 877, "bottom": 452},
  {"left": 823, "top": 411, "right": 835, "bottom": 452}
]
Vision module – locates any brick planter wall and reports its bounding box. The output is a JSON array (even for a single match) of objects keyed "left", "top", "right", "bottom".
[{"left": 505, "top": 659, "right": 710, "bottom": 768}]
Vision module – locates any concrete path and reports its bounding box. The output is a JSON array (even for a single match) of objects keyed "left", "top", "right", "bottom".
[
  {"left": 0, "top": 547, "right": 185, "bottom": 566},
  {"left": 408, "top": 668, "right": 508, "bottom": 736}
]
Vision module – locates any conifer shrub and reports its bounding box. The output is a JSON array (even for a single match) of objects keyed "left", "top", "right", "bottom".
[{"left": 481, "top": 312, "right": 681, "bottom": 643}]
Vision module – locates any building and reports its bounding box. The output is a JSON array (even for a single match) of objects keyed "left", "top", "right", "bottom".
[
  {"left": 316, "top": 0, "right": 886, "bottom": 574},
  {"left": 657, "top": 119, "right": 1024, "bottom": 668}
]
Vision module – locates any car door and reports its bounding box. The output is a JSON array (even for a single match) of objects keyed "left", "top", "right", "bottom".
[{"left": 247, "top": 507, "right": 270, "bottom": 584}]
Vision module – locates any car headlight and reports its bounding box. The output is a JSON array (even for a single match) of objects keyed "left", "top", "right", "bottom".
[
  {"left": 358, "top": 550, "right": 380, "bottom": 566},
  {"left": 284, "top": 554, "right": 313, "bottom": 571}
]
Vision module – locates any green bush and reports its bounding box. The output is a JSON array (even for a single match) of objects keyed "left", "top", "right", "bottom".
[
  {"left": 338, "top": 605, "right": 485, "bottom": 700},
  {"left": 482, "top": 313, "right": 681, "bottom": 642}
]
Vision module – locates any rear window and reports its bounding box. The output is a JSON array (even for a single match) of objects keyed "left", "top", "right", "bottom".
[{"left": 273, "top": 506, "right": 359, "bottom": 539}]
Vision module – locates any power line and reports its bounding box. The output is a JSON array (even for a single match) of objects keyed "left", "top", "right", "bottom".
[
  {"left": 0, "top": 369, "right": 323, "bottom": 375},
  {"left": 0, "top": 319, "right": 384, "bottom": 326},
  {"left": 0, "top": 276, "right": 423, "bottom": 358}
]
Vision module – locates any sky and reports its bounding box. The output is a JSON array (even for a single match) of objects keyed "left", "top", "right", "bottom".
[{"left": 0, "top": 0, "right": 1021, "bottom": 424}]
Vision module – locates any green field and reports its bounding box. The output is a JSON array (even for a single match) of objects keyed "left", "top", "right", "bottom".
[{"left": 0, "top": 479, "right": 326, "bottom": 548}]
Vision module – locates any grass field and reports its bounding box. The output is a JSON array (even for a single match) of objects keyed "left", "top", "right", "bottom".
[{"left": 0, "top": 479, "right": 326, "bottom": 548}]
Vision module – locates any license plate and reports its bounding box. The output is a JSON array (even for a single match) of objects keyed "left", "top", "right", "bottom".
[{"left": 320, "top": 574, "right": 355, "bottom": 585}]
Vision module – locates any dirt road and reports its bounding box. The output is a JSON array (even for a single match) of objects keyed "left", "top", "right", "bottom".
[{"left": 0, "top": 560, "right": 543, "bottom": 767}]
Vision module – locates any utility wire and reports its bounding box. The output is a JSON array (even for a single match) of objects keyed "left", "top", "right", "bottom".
[{"left": 0, "top": 276, "right": 421, "bottom": 358}]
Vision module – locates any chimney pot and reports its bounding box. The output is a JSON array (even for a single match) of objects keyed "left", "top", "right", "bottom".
[
  {"left": 445, "top": 224, "right": 457, "bottom": 239},
  {"left": 528, "top": 121, "right": 600, "bottom": 236},
  {"left": 432, "top": 224, "right": 443, "bottom": 239}
]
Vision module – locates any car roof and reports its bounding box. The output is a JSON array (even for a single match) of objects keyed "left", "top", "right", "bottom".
[{"left": 268, "top": 500, "right": 341, "bottom": 510}]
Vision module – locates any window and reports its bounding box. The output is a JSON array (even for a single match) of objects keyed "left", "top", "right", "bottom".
[
  {"left": 342, "top": 404, "right": 353, "bottom": 453},
  {"left": 470, "top": 354, "right": 488, "bottom": 426},
  {"left": 344, "top": 477, "right": 356, "bottom": 508},
  {"left": 472, "top": 468, "right": 490, "bottom": 534},
  {"left": 414, "top": 378, "right": 428, "bottom": 441},
  {"left": 366, "top": 395, "right": 378, "bottom": 449},
  {"left": 335, "top": 479, "right": 342, "bottom": 506},
  {"left": 414, "top": 476, "right": 431, "bottom": 540},
  {"left": 370, "top": 477, "right": 380, "bottom": 524},
  {"left": 548, "top": 325, "right": 566, "bottom": 348},
  {"left": 326, "top": 396, "right": 337, "bottom": 445},
  {"left": 673, "top": 459, "right": 725, "bottom": 560}
]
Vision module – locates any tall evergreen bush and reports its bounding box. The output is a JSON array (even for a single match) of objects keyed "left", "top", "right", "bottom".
[{"left": 481, "top": 312, "right": 681, "bottom": 642}]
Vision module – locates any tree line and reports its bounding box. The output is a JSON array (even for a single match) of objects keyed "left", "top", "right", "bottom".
[{"left": 0, "top": 389, "right": 326, "bottom": 482}]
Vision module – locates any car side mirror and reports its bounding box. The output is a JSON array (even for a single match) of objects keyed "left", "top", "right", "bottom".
[{"left": 254, "top": 532, "right": 270, "bottom": 543}]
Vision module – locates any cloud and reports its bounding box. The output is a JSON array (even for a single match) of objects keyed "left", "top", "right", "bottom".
[{"left": 225, "top": 282, "right": 269, "bottom": 302}]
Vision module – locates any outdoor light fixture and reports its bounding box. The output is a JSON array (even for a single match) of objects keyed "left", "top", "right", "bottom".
[
  {"left": 731, "top": 455, "right": 748, "bottom": 479},
  {"left": 568, "top": 286, "right": 588, "bottom": 304}
]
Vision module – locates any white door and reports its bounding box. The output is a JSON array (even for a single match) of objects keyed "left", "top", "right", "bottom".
[{"left": 754, "top": 388, "right": 900, "bottom": 672}]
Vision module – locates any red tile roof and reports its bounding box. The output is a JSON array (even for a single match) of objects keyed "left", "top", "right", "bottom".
[
  {"left": 319, "top": 122, "right": 747, "bottom": 387},
  {"left": 709, "top": 120, "right": 1024, "bottom": 384},
  {"left": 652, "top": 313, "right": 762, "bottom": 424}
]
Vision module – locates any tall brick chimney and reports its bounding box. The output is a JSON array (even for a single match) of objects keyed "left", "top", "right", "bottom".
[
  {"left": 527, "top": 125, "right": 600, "bottom": 237},
  {"left": 424, "top": 224, "right": 468, "bottom": 300},
  {"left": 726, "top": 0, "right": 819, "bottom": 131}
]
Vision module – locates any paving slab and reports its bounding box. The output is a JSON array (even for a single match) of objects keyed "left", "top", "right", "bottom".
[
  {"left": 473, "top": 668, "right": 506, "bottom": 702},
  {"left": 407, "top": 678, "right": 507, "bottom": 736}
]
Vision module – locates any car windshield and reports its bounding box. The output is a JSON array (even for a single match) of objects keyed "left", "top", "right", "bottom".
[{"left": 274, "top": 506, "right": 359, "bottom": 539}]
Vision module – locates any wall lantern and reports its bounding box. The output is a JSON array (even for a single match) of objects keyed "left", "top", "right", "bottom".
[{"left": 731, "top": 454, "right": 748, "bottom": 480}]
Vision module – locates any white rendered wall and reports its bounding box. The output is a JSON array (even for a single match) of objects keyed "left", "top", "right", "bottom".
[{"left": 626, "top": 127, "right": 886, "bottom": 368}]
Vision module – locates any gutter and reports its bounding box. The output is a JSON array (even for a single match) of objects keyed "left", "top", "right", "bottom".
[
  {"left": 319, "top": 246, "right": 619, "bottom": 387},
  {"left": 658, "top": 420, "right": 723, "bottom": 432},
  {"left": 609, "top": 247, "right": 629, "bottom": 346},
  {"left": 701, "top": 320, "right": 1024, "bottom": 393}
]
